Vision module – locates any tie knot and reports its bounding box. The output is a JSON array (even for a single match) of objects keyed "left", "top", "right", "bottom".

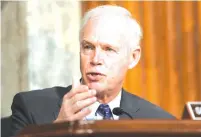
[{"left": 96, "top": 104, "right": 113, "bottom": 120}]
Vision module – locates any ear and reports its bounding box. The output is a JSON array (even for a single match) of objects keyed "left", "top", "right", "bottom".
[{"left": 128, "top": 47, "right": 141, "bottom": 69}]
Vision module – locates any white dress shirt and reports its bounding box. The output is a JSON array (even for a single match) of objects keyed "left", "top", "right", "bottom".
[{"left": 83, "top": 90, "right": 122, "bottom": 120}]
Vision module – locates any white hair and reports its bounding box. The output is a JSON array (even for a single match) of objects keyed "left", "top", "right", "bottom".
[{"left": 79, "top": 5, "right": 143, "bottom": 51}]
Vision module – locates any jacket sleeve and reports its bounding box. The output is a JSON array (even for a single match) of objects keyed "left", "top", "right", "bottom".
[{"left": 10, "top": 93, "right": 33, "bottom": 136}]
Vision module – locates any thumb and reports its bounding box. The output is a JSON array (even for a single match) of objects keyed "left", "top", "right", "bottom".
[{"left": 72, "top": 76, "right": 81, "bottom": 89}]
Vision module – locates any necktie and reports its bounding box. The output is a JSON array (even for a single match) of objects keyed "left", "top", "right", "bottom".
[{"left": 96, "top": 104, "right": 113, "bottom": 120}]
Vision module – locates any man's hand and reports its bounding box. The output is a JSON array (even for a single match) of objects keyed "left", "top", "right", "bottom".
[{"left": 54, "top": 77, "right": 96, "bottom": 123}]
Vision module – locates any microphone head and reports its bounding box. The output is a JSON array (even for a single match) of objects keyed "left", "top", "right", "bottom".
[{"left": 112, "top": 107, "right": 124, "bottom": 116}]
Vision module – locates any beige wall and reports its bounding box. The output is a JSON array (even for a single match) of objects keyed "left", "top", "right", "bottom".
[
  {"left": 1, "top": 1, "right": 81, "bottom": 117},
  {"left": 1, "top": 2, "right": 28, "bottom": 117}
]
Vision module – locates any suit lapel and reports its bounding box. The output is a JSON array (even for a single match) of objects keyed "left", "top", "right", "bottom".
[
  {"left": 53, "top": 100, "right": 62, "bottom": 120},
  {"left": 119, "top": 89, "right": 140, "bottom": 119}
]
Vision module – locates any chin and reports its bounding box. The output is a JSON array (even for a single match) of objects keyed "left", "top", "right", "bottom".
[{"left": 87, "top": 82, "right": 105, "bottom": 92}]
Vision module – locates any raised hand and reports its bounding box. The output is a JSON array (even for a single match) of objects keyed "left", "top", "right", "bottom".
[{"left": 54, "top": 77, "right": 96, "bottom": 122}]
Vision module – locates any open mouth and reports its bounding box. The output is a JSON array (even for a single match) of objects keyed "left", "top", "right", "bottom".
[
  {"left": 88, "top": 72, "right": 103, "bottom": 76},
  {"left": 86, "top": 72, "right": 105, "bottom": 81}
]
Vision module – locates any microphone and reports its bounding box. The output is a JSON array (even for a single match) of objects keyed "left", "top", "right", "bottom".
[{"left": 112, "top": 107, "right": 134, "bottom": 119}]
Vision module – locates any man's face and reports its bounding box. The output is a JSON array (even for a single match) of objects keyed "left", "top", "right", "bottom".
[{"left": 80, "top": 17, "right": 133, "bottom": 94}]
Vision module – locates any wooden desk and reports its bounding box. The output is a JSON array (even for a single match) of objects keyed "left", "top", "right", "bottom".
[{"left": 18, "top": 120, "right": 201, "bottom": 137}]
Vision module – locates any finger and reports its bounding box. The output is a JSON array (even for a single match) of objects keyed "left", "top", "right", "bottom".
[
  {"left": 72, "top": 97, "right": 97, "bottom": 113},
  {"left": 72, "top": 76, "right": 81, "bottom": 89},
  {"left": 73, "top": 108, "right": 91, "bottom": 120},
  {"left": 64, "top": 85, "right": 89, "bottom": 99},
  {"left": 71, "top": 89, "right": 96, "bottom": 104}
]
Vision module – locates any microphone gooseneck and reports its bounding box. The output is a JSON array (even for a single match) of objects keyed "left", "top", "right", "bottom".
[{"left": 112, "top": 107, "right": 133, "bottom": 119}]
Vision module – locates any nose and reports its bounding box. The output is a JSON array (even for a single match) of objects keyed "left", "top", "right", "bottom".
[{"left": 90, "top": 49, "right": 103, "bottom": 66}]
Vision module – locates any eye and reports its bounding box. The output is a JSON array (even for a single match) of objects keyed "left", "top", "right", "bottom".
[
  {"left": 83, "top": 44, "right": 94, "bottom": 50},
  {"left": 105, "top": 47, "right": 115, "bottom": 52}
]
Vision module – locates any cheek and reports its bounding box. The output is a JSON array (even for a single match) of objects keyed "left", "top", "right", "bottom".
[
  {"left": 80, "top": 55, "right": 90, "bottom": 72},
  {"left": 106, "top": 57, "right": 129, "bottom": 76}
]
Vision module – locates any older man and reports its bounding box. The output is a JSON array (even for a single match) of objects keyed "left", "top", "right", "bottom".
[{"left": 10, "top": 5, "right": 175, "bottom": 136}]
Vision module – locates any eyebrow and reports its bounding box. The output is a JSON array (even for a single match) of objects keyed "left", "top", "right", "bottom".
[
  {"left": 81, "top": 40, "right": 119, "bottom": 51},
  {"left": 102, "top": 43, "right": 119, "bottom": 51},
  {"left": 81, "top": 40, "right": 95, "bottom": 46}
]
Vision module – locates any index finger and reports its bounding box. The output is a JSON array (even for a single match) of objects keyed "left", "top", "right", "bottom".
[{"left": 72, "top": 76, "right": 81, "bottom": 89}]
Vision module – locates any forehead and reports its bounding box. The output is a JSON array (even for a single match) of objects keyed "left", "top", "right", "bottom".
[{"left": 81, "top": 16, "right": 126, "bottom": 47}]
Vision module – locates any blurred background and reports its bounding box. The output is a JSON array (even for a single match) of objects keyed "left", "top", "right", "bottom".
[{"left": 1, "top": 1, "right": 201, "bottom": 119}]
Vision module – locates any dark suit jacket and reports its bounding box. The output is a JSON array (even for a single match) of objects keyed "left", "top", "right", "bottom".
[{"left": 10, "top": 85, "right": 175, "bottom": 136}]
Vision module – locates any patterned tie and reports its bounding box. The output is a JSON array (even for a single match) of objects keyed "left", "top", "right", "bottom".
[{"left": 96, "top": 104, "right": 113, "bottom": 120}]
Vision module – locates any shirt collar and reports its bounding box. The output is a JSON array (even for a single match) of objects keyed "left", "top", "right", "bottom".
[{"left": 108, "top": 90, "right": 122, "bottom": 114}]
